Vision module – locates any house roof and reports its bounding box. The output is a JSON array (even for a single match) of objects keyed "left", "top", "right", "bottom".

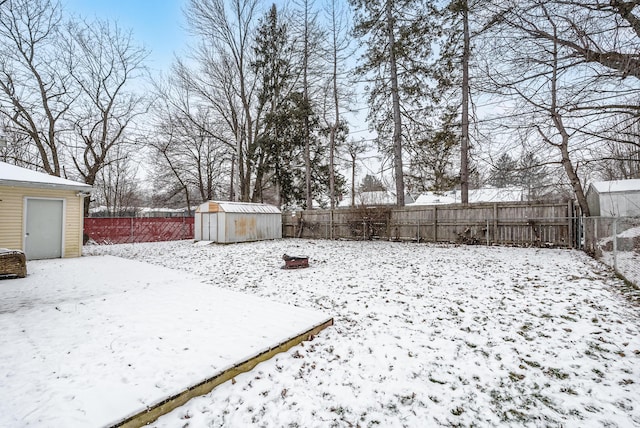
[
  {"left": 589, "top": 179, "right": 640, "bottom": 194},
  {"left": 0, "top": 161, "right": 92, "bottom": 192},
  {"left": 197, "top": 201, "right": 281, "bottom": 214},
  {"left": 411, "top": 187, "right": 524, "bottom": 206}
]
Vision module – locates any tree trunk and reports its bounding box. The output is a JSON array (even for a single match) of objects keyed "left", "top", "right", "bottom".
[
  {"left": 460, "top": 0, "right": 470, "bottom": 204},
  {"left": 303, "top": 0, "right": 313, "bottom": 210},
  {"left": 385, "top": 0, "right": 405, "bottom": 206}
]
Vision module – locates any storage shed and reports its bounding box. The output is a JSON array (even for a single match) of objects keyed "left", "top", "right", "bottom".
[
  {"left": 586, "top": 179, "right": 640, "bottom": 217},
  {"left": 195, "top": 201, "right": 282, "bottom": 243},
  {"left": 0, "top": 161, "right": 91, "bottom": 260}
]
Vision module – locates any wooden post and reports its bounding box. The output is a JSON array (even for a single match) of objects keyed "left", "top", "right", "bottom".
[
  {"left": 433, "top": 206, "right": 438, "bottom": 242},
  {"left": 567, "top": 199, "right": 574, "bottom": 248},
  {"left": 493, "top": 203, "right": 498, "bottom": 245}
]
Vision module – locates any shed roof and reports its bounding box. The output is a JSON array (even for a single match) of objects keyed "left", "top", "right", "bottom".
[
  {"left": 589, "top": 179, "right": 640, "bottom": 194},
  {"left": 197, "top": 201, "right": 281, "bottom": 214},
  {"left": 0, "top": 161, "right": 92, "bottom": 192}
]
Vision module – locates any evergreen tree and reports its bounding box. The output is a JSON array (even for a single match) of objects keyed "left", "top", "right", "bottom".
[
  {"left": 359, "top": 174, "right": 386, "bottom": 192},
  {"left": 251, "top": 3, "right": 297, "bottom": 204},
  {"left": 488, "top": 153, "right": 518, "bottom": 188},
  {"left": 349, "top": 0, "right": 440, "bottom": 206}
]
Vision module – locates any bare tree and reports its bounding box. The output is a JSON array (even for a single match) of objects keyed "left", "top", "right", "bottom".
[
  {"left": 93, "top": 144, "right": 142, "bottom": 216},
  {"left": 321, "top": 0, "right": 353, "bottom": 209},
  {"left": 342, "top": 137, "right": 372, "bottom": 207},
  {"left": 63, "top": 18, "right": 149, "bottom": 214},
  {"left": 150, "top": 73, "right": 231, "bottom": 210},
  {"left": 0, "top": 0, "right": 71, "bottom": 175},
  {"left": 185, "top": 0, "right": 261, "bottom": 202},
  {"left": 478, "top": 0, "right": 640, "bottom": 214}
]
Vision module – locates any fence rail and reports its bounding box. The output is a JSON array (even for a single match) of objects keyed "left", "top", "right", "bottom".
[
  {"left": 283, "top": 201, "right": 579, "bottom": 248},
  {"left": 84, "top": 217, "right": 194, "bottom": 244}
]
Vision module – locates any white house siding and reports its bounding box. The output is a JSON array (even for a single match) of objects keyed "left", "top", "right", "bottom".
[{"left": 0, "top": 185, "right": 84, "bottom": 258}]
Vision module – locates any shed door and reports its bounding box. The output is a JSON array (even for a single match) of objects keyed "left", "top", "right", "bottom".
[
  {"left": 209, "top": 213, "right": 218, "bottom": 242},
  {"left": 25, "top": 198, "right": 64, "bottom": 260}
]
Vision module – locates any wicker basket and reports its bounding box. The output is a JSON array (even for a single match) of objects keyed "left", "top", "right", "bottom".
[{"left": 0, "top": 249, "right": 27, "bottom": 278}]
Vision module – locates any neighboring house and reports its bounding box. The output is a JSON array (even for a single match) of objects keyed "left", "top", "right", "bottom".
[
  {"left": 411, "top": 187, "right": 525, "bottom": 206},
  {"left": 338, "top": 191, "right": 415, "bottom": 207},
  {"left": 410, "top": 191, "right": 458, "bottom": 205},
  {"left": 586, "top": 179, "right": 640, "bottom": 217},
  {"left": 139, "top": 207, "right": 190, "bottom": 218},
  {"left": 0, "top": 161, "right": 91, "bottom": 260}
]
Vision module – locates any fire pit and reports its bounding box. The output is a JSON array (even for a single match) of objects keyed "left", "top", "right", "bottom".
[{"left": 282, "top": 254, "right": 309, "bottom": 269}]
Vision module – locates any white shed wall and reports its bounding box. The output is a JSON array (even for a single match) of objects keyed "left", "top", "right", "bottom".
[
  {"left": 598, "top": 192, "right": 640, "bottom": 217},
  {"left": 194, "top": 201, "right": 282, "bottom": 243},
  {"left": 221, "top": 212, "right": 282, "bottom": 243}
]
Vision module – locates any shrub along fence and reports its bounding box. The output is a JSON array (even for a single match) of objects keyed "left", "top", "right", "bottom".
[
  {"left": 283, "top": 201, "right": 580, "bottom": 248},
  {"left": 84, "top": 217, "right": 194, "bottom": 244}
]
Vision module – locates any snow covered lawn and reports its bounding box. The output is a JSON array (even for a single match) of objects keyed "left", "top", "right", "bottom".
[
  {"left": 0, "top": 255, "right": 330, "bottom": 427},
  {"left": 85, "top": 239, "right": 640, "bottom": 427}
]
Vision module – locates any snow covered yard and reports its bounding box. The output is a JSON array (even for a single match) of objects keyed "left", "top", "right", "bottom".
[{"left": 85, "top": 239, "right": 640, "bottom": 427}]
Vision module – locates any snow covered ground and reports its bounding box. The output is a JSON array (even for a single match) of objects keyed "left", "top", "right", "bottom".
[
  {"left": 0, "top": 255, "right": 330, "bottom": 427},
  {"left": 84, "top": 239, "right": 640, "bottom": 427}
]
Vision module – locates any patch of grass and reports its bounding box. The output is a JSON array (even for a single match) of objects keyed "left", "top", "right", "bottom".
[
  {"left": 589, "top": 341, "right": 610, "bottom": 354},
  {"left": 503, "top": 409, "right": 529, "bottom": 423},
  {"left": 560, "top": 387, "right": 578, "bottom": 395},
  {"left": 516, "top": 330, "right": 535, "bottom": 341},
  {"left": 522, "top": 359, "right": 541, "bottom": 369},
  {"left": 429, "top": 376, "right": 446, "bottom": 384},
  {"left": 398, "top": 393, "right": 416, "bottom": 405},
  {"left": 509, "top": 372, "right": 526, "bottom": 382},
  {"left": 544, "top": 367, "right": 569, "bottom": 380},
  {"left": 560, "top": 314, "right": 578, "bottom": 322},
  {"left": 520, "top": 323, "right": 532, "bottom": 331},
  {"left": 532, "top": 393, "right": 560, "bottom": 412},
  {"left": 450, "top": 406, "right": 464, "bottom": 416}
]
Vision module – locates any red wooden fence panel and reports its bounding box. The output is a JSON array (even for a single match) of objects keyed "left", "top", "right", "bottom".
[{"left": 84, "top": 217, "right": 194, "bottom": 244}]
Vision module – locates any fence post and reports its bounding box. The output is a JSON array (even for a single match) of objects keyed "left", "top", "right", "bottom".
[
  {"left": 493, "top": 203, "right": 498, "bottom": 244},
  {"left": 568, "top": 200, "right": 574, "bottom": 248},
  {"left": 613, "top": 218, "right": 618, "bottom": 273},
  {"left": 433, "top": 206, "right": 438, "bottom": 243},
  {"left": 486, "top": 219, "right": 490, "bottom": 246}
]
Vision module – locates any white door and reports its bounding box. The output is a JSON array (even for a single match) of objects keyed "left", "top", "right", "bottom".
[{"left": 25, "top": 198, "right": 64, "bottom": 260}]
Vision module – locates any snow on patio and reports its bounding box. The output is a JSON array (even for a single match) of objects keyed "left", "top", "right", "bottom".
[
  {"left": 0, "top": 255, "right": 331, "bottom": 427},
  {"left": 84, "top": 239, "right": 640, "bottom": 427}
]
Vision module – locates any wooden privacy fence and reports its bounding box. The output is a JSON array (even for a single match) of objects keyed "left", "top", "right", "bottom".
[
  {"left": 84, "top": 217, "right": 194, "bottom": 244},
  {"left": 283, "top": 201, "right": 579, "bottom": 248}
]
